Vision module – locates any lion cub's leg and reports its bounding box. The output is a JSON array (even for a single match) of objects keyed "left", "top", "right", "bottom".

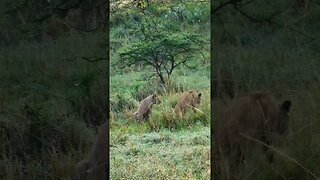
[{"left": 73, "top": 159, "right": 89, "bottom": 180}]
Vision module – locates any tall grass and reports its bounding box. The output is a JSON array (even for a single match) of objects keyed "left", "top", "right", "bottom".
[
  {"left": 110, "top": 1, "right": 210, "bottom": 178},
  {"left": 0, "top": 32, "right": 106, "bottom": 179},
  {"left": 213, "top": 1, "right": 320, "bottom": 179},
  {"left": 110, "top": 70, "right": 211, "bottom": 178}
]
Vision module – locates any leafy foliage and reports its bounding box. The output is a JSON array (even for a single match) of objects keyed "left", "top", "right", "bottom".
[{"left": 114, "top": 4, "right": 207, "bottom": 85}]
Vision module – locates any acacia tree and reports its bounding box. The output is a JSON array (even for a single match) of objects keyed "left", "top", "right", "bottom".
[{"left": 115, "top": 7, "right": 205, "bottom": 85}]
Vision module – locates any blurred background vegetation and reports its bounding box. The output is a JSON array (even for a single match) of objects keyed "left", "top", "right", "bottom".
[
  {"left": 0, "top": 0, "right": 107, "bottom": 179},
  {"left": 213, "top": 0, "right": 320, "bottom": 179}
]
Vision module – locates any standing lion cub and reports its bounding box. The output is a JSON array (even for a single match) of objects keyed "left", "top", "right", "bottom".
[
  {"left": 134, "top": 93, "right": 161, "bottom": 121},
  {"left": 174, "top": 90, "right": 202, "bottom": 116}
]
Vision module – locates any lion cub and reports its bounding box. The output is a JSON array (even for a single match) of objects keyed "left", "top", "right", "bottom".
[
  {"left": 217, "top": 91, "right": 291, "bottom": 179},
  {"left": 73, "top": 122, "right": 107, "bottom": 180},
  {"left": 174, "top": 90, "right": 202, "bottom": 116},
  {"left": 134, "top": 93, "right": 161, "bottom": 121}
]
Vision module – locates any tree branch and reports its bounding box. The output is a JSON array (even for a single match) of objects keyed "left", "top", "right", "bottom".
[
  {"left": 4, "top": 0, "right": 28, "bottom": 14},
  {"left": 32, "top": 0, "right": 83, "bottom": 23},
  {"left": 65, "top": 21, "right": 104, "bottom": 33},
  {"left": 233, "top": 4, "right": 282, "bottom": 24},
  {"left": 173, "top": 59, "right": 189, "bottom": 69},
  {"left": 212, "top": 0, "right": 239, "bottom": 15},
  {"left": 233, "top": 5, "right": 320, "bottom": 41},
  {"left": 81, "top": 57, "right": 108, "bottom": 63}
]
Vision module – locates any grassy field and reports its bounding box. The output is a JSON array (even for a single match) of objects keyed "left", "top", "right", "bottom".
[
  {"left": 110, "top": 70, "right": 211, "bottom": 179},
  {"left": 110, "top": 124, "right": 210, "bottom": 179},
  {"left": 110, "top": 1, "right": 210, "bottom": 179}
]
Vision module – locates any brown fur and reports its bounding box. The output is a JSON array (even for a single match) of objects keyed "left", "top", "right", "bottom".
[
  {"left": 217, "top": 91, "right": 291, "bottom": 180},
  {"left": 73, "top": 122, "right": 107, "bottom": 180},
  {"left": 134, "top": 93, "right": 161, "bottom": 121},
  {"left": 174, "top": 90, "right": 202, "bottom": 116}
]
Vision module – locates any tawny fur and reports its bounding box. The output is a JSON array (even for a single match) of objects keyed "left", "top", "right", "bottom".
[
  {"left": 217, "top": 91, "right": 291, "bottom": 180},
  {"left": 174, "top": 90, "right": 202, "bottom": 116},
  {"left": 134, "top": 93, "right": 161, "bottom": 121},
  {"left": 73, "top": 122, "right": 107, "bottom": 180}
]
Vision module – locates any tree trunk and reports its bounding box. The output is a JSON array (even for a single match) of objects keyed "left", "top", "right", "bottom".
[{"left": 156, "top": 67, "right": 165, "bottom": 84}]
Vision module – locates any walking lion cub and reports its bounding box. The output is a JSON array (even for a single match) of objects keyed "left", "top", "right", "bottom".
[{"left": 174, "top": 90, "right": 202, "bottom": 117}]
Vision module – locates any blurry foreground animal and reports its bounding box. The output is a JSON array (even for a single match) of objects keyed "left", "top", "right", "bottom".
[
  {"left": 73, "top": 122, "right": 107, "bottom": 180},
  {"left": 217, "top": 91, "right": 291, "bottom": 180}
]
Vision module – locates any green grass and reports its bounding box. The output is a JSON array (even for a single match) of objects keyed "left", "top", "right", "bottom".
[
  {"left": 110, "top": 1, "right": 210, "bottom": 178},
  {"left": 110, "top": 63, "right": 210, "bottom": 179},
  {"left": 110, "top": 125, "right": 210, "bottom": 179}
]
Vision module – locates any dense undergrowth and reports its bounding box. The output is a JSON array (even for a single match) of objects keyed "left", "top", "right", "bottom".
[{"left": 0, "top": 32, "right": 107, "bottom": 179}]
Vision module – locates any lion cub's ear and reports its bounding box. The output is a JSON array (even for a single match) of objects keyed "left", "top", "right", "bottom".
[
  {"left": 152, "top": 93, "right": 157, "bottom": 98},
  {"left": 198, "top": 93, "right": 202, "bottom": 98},
  {"left": 281, "top": 100, "right": 291, "bottom": 112}
]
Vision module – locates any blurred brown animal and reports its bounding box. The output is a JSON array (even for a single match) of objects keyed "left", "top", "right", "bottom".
[
  {"left": 134, "top": 93, "right": 161, "bottom": 121},
  {"left": 73, "top": 122, "right": 107, "bottom": 180},
  {"left": 174, "top": 90, "right": 202, "bottom": 116},
  {"left": 217, "top": 91, "right": 291, "bottom": 180}
]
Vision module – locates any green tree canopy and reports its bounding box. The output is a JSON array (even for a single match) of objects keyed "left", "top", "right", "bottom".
[{"left": 115, "top": 7, "right": 206, "bottom": 84}]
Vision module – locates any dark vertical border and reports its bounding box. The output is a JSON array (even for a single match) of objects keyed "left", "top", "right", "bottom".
[
  {"left": 210, "top": 0, "right": 214, "bottom": 179},
  {"left": 106, "top": 0, "right": 110, "bottom": 179}
]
